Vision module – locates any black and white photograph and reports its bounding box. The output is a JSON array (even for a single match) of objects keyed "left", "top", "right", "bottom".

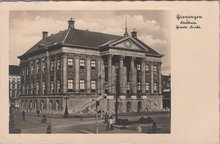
[{"left": 9, "top": 10, "right": 171, "bottom": 134}]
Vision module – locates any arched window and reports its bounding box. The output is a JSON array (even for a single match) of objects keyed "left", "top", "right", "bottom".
[
  {"left": 126, "top": 102, "right": 131, "bottom": 113},
  {"left": 137, "top": 101, "right": 142, "bottom": 112}
]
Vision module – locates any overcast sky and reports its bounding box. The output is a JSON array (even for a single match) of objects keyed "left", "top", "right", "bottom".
[{"left": 9, "top": 10, "right": 170, "bottom": 75}]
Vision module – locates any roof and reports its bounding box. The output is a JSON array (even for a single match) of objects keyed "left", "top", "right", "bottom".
[
  {"left": 19, "top": 28, "right": 162, "bottom": 59},
  {"left": 9, "top": 65, "right": 20, "bottom": 75}
]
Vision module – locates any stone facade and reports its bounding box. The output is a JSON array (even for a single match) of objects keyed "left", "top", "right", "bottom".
[{"left": 18, "top": 19, "right": 164, "bottom": 114}]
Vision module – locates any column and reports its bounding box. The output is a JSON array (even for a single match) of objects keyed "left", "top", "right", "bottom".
[
  {"left": 141, "top": 59, "right": 146, "bottom": 95},
  {"left": 53, "top": 56, "right": 57, "bottom": 93},
  {"left": 75, "top": 54, "right": 80, "bottom": 93},
  {"left": 39, "top": 58, "right": 43, "bottom": 94},
  {"left": 61, "top": 53, "right": 67, "bottom": 94},
  {"left": 100, "top": 58, "right": 104, "bottom": 95},
  {"left": 46, "top": 52, "right": 50, "bottom": 94},
  {"left": 86, "top": 56, "right": 91, "bottom": 94},
  {"left": 108, "top": 55, "right": 112, "bottom": 94},
  {"left": 130, "top": 57, "right": 137, "bottom": 95},
  {"left": 97, "top": 56, "right": 103, "bottom": 95},
  {"left": 119, "top": 56, "right": 126, "bottom": 95},
  {"left": 150, "top": 62, "right": 154, "bottom": 94},
  {"left": 158, "top": 62, "right": 162, "bottom": 94}
]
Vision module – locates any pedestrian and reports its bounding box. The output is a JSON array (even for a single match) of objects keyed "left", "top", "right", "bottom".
[
  {"left": 152, "top": 121, "right": 157, "bottom": 133},
  {"left": 22, "top": 110, "right": 25, "bottom": 121},
  {"left": 109, "top": 116, "right": 114, "bottom": 130},
  {"left": 41, "top": 114, "right": 47, "bottom": 123},
  {"left": 104, "top": 111, "right": 109, "bottom": 123},
  {"left": 47, "top": 123, "right": 52, "bottom": 134}
]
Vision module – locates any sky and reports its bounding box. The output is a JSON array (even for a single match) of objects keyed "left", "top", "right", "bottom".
[{"left": 9, "top": 10, "right": 170, "bottom": 75}]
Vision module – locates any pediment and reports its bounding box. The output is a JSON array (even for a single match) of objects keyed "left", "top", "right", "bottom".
[{"left": 110, "top": 37, "right": 147, "bottom": 51}]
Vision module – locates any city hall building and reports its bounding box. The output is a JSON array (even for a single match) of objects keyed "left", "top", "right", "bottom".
[{"left": 18, "top": 18, "right": 163, "bottom": 114}]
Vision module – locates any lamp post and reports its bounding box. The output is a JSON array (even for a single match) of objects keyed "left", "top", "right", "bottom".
[
  {"left": 115, "top": 63, "right": 119, "bottom": 124},
  {"left": 64, "top": 95, "right": 69, "bottom": 118}
]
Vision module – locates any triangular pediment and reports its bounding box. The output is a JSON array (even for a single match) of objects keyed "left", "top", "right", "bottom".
[{"left": 109, "top": 37, "right": 148, "bottom": 51}]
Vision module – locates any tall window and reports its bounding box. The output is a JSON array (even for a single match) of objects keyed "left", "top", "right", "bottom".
[
  {"left": 137, "top": 64, "right": 141, "bottom": 71},
  {"left": 80, "top": 59, "right": 85, "bottom": 69},
  {"left": 145, "top": 65, "right": 149, "bottom": 72},
  {"left": 68, "top": 79, "right": 73, "bottom": 91},
  {"left": 22, "top": 85, "right": 25, "bottom": 94},
  {"left": 137, "top": 82, "right": 141, "bottom": 91},
  {"left": 42, "top": 82, "right": 46, "bottom": 94},
  {"left": 127, "top": 82, "right": 130, "bottom": 90},
  {"left": 153, "top": 66, "right": 157, "bottom": 74},
  {"left": 42, "top": 63, "right": 46, "bottom": 73},
  {"left": 30, "top": 83, "right": 33, "bottom": 95},
  {"left": 51, "top": 61, "right": 54, "bottom": 71},
  {"left": 57, "top": 80, "right": 60, "bottom": 93},
  {"left": 80, "top": 80, "right": 85, "bottom": 92},
  {"left": 154, "top": 83, "right": 157, "bottom": 93},
  {"left": 30, "top": 64, "right": 33, "bottom": 74},
  {"left": 36, "top": 83, "right": 39, "bottom": 94},
  {"left": 91, "top": 60, "right": 96, "bottom": 70},
  {"left": 57, "top": 59, "right": 61, "bottom": 70},
  {"left": 145, "top": 82, "right": 149, "bottom": 93},
  {"left": 51, "top": 82, "right": 54, "bottom": 93},
  {"left": 91, "top": 80, "right": 96, "bottom": 92},
  {"left": 67, "top": 58, "right": 73, "bottom": 68},
  {"left": 36, "top": 64, "right": 39, "bottom": 73}
]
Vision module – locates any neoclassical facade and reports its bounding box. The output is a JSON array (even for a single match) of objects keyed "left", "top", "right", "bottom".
[{"left": 18, "top": 18, "right": 163, "bottom": 114}]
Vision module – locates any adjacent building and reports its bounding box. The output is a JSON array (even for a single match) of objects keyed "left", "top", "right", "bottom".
[
  {"left": 9, "top": 65, "right": 21, "bottom": 109},
  {"left": 162, "top": 74, "right": 171, "bottom": 109},
  {"left": 18, "top": 18, "right": 164, "bottom": 114}
]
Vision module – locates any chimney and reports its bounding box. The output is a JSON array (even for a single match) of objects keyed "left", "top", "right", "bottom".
[
  {"left": 131, "top": 30, "right": 137, "bottom": 38},
  {"left": 68, "top": 18, "right": 75, "bottom": 29},
  {"left": 42, "top": 31, "right": 48, "bottom": 39}
]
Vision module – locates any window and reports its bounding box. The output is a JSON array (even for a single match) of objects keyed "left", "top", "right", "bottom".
[
  {"left": 80, "top": 59, "right": 85, "bottom": 69},
  {"left": 145, "top": 65, "right": 149, "bottom": 72},
  {"left": 51, "top": 61, "right": 54, "bottom": 71},
  {"left": 51, "top": 82, "right": 54, "bottom": 93},
  {"left": 36, "top": 83, "right": 39, "bottom": 94},
  {"left": 26, "top": 67, "right": 29, "bottom": 75},
  {"left": 145, "top": 83, "right": 149, "bottom": 93},
  {"left": 68, "top": 59, "right": 73, "bottom": 66},
  {"left": 154, "top": 83, "right": 157, "bottom": 93},
  {"left": 68, "top": 80, "right": 73, "bottom": 91},
  {"left": 42, "top": 63, "right": 46, "bottom": 73},
  {"left": 36, "top": 64, "right": 39, "bottom": 73},
  {"left": 80, "top": 80, "right": 85, "bottom": 92},
  {"left": 57, "top": 59, "right": 61, "bottom": 70},
  {"left": 26, "top": 84, "right": 29, "bottom": 95},
  {"left": 91, "top": 60, "right": 96, "bottom": 70},
  {"left": 137, "top": 64, "right": 141, "bottom": 71},
  {"left": 30, "top": 65, "right": 33, "bottom": 74},
  {"left": 153, "top": 66, "right": 157, "bottom": 74},
  {"left": 127, "top": 82, "right": 130, "bottom": 90},
  {"left": 137, "top": 82, "right": 141, "bottom": 90},
  {"left": 91, "top": 80, "right": 96, "bottom": 92},
  {"left": 42, "top": 82, "right": 46, "bottom": 94},
  {"left": 30, "top": 83, "right": 33, "bottom": 95},
  {"left": 22, "top": 85, "right": 25, "bottom": 94},
  {"left": 57, "top": 80, "right": 60, "bottom": 93}
]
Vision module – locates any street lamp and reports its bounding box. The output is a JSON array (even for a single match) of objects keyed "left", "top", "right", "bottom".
[
  {"left": 115, "top": 63, "right": 119, "bottom": 124},
  {"left": 64, "top": 95, "right": 69, "bottom": 118}
]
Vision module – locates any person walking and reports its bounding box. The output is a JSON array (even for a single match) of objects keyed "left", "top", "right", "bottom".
[
  {"left": 152, "top": 121, "right": 157, "bottom": 133},
  {"left": 22, "top": 110, "right": 25, "bottom": 121},
  {"left": 109, "top": 116, "right": 114, "bottom": 130},
  {"left": 47, "top": 123, "right": 52, "bottom": 134}
]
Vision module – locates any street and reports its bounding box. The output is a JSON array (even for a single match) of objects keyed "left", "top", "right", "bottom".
[{"left": 11, "top": 111, "right": 170, "bottom": 134}]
